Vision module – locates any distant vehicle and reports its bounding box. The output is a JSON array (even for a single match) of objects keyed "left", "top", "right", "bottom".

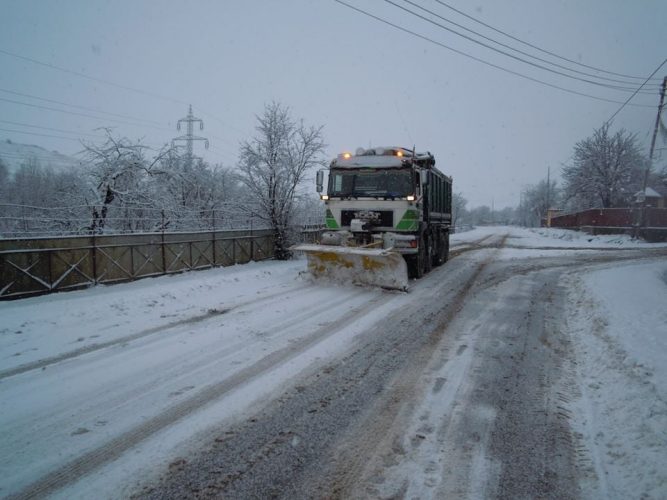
[{"left": 294, "top": 146, "right": 452, "bottom": 290}]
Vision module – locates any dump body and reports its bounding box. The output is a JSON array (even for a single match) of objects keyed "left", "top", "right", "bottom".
[{"left": 294, "top": 146, "right": 452, "bottom": 289}]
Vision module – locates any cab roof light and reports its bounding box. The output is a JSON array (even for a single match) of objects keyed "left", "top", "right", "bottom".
[
  {"left": 396, "top": 150, "right": 403, "bottom": 157},
  {"left": 342, "top": 152, "right": 352, "bottom": 159}
]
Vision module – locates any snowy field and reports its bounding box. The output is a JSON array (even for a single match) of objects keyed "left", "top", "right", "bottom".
[{"left": 1, "top": 225, "right": 665, "bottom": 498}]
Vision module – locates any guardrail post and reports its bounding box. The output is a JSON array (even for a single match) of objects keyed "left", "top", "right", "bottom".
[
  {"left": 161, "top": 213, "right": 167, "bottom": 273},
  {"left": 130, "top": 245, "right": 135, "bottom": 279},
  {"left": 91, "top": 234, "right": 97, "bottom": 284},
  {"left": 48, "top": 249, "right": 53, "bottom": 291},
  {"left": 212, "top": 230, "right": 217, "bottom": 266},
  {"left": 250, "top": 219, "right": 254, "bottom": 261}
]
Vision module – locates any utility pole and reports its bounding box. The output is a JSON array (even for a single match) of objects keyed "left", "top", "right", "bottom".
[
  {"left": 649, "top": 76, "right": 667, "bottom": 163},
  {"left": 637, "top": 76, "right": 666, "bottom": 238},
  {"left": 172, "top": 104, "right": 209, "bottom": 168},
  {"left": 545, "top": 166, "right": 551, "bottom": 227},
  {"left": 546, "top": 166, "right": 551, "bottom": 210}
]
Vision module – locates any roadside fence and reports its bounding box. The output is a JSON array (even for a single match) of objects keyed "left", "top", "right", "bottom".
[{"left": 1, "top": 225, "right": 323, "bottom": 300}]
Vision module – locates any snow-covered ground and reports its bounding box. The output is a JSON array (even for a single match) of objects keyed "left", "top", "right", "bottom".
[
  {"left": 1, "top": 225, "right": 665, "bottom": 498},
  {"left": 566, "top": 262, "right": 667, "bottom": 499},
  {"left": 454, "top": 224, "right": 667, "bottom": 249},
  {"left": 0, "top": 260, "right": 395, "bottom": 498}
]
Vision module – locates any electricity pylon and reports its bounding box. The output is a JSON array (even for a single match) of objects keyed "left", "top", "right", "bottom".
[{"left": 171, "top": 104, "right": 209, "bottom": 167}]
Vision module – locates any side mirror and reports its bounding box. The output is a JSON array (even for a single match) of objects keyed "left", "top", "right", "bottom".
[{"left": 316, "top": 169, "right": 324, "bottom": 193}]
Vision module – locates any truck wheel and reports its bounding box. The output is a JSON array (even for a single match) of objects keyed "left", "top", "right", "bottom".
[
  {"left": 443, "top": 231, "right": 450, "bottom": 262},
  {"left": 431, "top": 230, "right": 440, "bottom": 268},
  {"left": 406, "top": 252, "right": 422, "bottom": 279},
  {"left": 423, "top": 233, "right": 432, "bottom": 275},
  {"left": 433, "top": 229, "right": 445, "bottom": 267}
]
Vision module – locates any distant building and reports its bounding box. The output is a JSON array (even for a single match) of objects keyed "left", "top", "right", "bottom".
[
  {"left": 634, "top": 186, "right": 667, "bottom": 208},
  {"left": 547, "top": 187, "right": 667, "bottom": 241}
]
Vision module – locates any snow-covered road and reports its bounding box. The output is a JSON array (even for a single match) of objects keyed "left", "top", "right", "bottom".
[{"left": 1, "top": 227, "right": 666, "bottom": 499}]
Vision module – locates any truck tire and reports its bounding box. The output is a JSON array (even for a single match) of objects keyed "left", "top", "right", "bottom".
[
  {"left": 432, "top": 228, "right": 445, "bottom": 267},
  {"left": 423, "top": 232, "right": 432, "bottom": 275},
  {"left": 431, "top": 229, "right": 441, "bottom": 268},
  {"left": 407, "top": 232, "right": 427, "bottom": 279},
  {"left": 406, "top": 253, "right": 421, "bottom": 279}
]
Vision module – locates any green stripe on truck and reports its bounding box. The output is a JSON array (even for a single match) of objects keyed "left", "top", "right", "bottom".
[
  {"left": 396, "top": 209, "right": 419, "bottom": 230},
  {"left": 325, "top": 209, "right": 339, "bottom": 229}
]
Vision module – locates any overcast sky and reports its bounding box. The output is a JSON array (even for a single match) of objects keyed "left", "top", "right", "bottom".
[{"left": 1, "top": 0, "right": 665, "bottom": 207}]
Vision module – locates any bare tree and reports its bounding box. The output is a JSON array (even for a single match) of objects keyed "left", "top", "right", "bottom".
[
  {"left": 82, "top": 129, "right": 172, "bottom": 233},
  {"left": 0, "top": 158, "right": 11, "bottom": 234},
  {"left": 151, "top": 152, "right": 239, "bottom": 230},
  {"left": 520, "top": 180, "right": 561, "bottom": 227},
  {"left": 451, "top": 192, "right": 468, "bottom": 228},
  {"left": 563, "top": 124, "right": 646, "bottom": 209},
  {"left": 238, "top": 102, "right": 326, "bottom": 259},
  {"left": 0, "top": 158, "right": 8, "bottom": 196}
]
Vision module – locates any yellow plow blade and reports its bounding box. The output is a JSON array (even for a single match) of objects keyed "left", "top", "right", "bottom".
[{"left": 293, "top": 244, "right": 409, "bottom": 291}]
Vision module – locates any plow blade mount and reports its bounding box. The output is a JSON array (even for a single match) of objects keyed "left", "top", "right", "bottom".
[{"left": 293, "top": 244, "right": 409, "bottom": 291}]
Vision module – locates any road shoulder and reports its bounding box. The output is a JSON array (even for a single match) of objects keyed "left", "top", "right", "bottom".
[{"left": 563, "top": 261, "right": 667, "bottom": 499}]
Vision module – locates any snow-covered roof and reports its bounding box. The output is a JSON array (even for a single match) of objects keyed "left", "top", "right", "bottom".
[
  {"left": 331, "top": 146, "right": 434, "bottom": 169},
  {"left": 635, "top": 187, "right": 663, "bottom": 198},
  {"left": 333, "top": 155, "right": 406, "bottom": 169}
]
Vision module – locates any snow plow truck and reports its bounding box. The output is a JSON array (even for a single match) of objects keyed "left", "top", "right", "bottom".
[{"left": 294, "top": 146, "right": 452, "bottom": 291}]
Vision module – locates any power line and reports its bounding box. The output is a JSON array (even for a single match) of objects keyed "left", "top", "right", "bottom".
[
  {"left": 332, "top": 0, "right": 655, "bottom": 109},
  {"left": 0, "top": 127, "right": 91, "bottom": 142},
  {"left": 0, "top": 96, "right": 174, "bottom": 131},
  {"left": 0, "top": 97, "right": 234, "bottom": 162},
  {"left": 0, "top": 49, "right": 248, "bottom": 139},
  {"left": 402, "top": 0, "right": 660, "bottom": 90},
  {"left": 0, "top": 119, "right": 106, "bottom": 139},
  {"left": 0, "top": 121, "right": 233, "bottom": 166},
  {"left": 431, "top": 0, "right": 663, "bottom": 83},
  {"left": 0, "top": 48, "right": 188, "bottom": 107},
  {"left": 0, "top": 121, "right": 192, "bottom": 160},
  {"left": 0, "top": 88, "right": 163, "bottom": 126},
  {"left": 605, "top": 59, "right": 667, "bottom": 125},
  {"left": 386, "top": 0, "right": 657, "bottom": 94}
]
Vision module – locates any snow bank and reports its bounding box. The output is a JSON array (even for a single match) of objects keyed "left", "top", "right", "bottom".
[
  {"left": 513, "top": 226, "right": 667, "bottom": 248},
  {"left": 565, "top": 261, "right": 667, "bottom": 499},
  {"left": 452, "top": 225, "right": 667, "bottom": 249}
]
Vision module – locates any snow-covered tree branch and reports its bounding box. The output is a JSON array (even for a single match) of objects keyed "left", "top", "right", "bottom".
[
  {"left": 562, "top": 124, "right": 646, "bottom": 209},
  {"left": 237, "top": 102, "right": 326, "bottom": 259}
]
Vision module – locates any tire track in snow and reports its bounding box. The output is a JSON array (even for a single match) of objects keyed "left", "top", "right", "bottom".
[
  {"left": 132, "top": 246, "right": 497, "bottom": 499},
  {"left": 7, "top": 289, "right": 395, "bottom": 500},
  {"left": 0, "top": 282, "right": 317, "bottom": 381},
  {"left": 321, "top": 237, "right": 506, "bottom": 498},
  {"left": 449, "top": 233, "right": 509, "bottom": 259},
  {"left": 0, "top": 287, "right": 373, "bottom": 454}
]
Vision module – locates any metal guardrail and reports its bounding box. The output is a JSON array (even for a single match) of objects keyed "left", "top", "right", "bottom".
[{"left": 0, "top": 226, "right": 323, "bottom": 300}]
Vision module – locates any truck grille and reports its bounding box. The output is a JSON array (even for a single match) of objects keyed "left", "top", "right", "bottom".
[{"left": 341, "top": 210, "right": 393, "bottom": 228}]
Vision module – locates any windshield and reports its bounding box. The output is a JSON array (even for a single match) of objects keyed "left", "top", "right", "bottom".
[{"left": 328, "top": 169, "right": 413, "bottom": 198}]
